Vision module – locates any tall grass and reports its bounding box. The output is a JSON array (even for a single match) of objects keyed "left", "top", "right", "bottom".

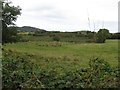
[{"left": 3, "top": 40, "right": 118, "bottom": 67}]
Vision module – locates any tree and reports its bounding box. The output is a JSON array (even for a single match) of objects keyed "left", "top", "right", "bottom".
[
  {"left": 96, "top": 29, "right": 110, "bottom": 43},
  {"left": 2, "top": 0, "right": 21, "bottom": 44},
  {"left": 108, "top": 33, "right": 120, "bottom": 39}
]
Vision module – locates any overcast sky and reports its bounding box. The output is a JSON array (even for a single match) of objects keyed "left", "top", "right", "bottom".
[{"left": 11, "top": 0, "right": 119, "bottom": 33}]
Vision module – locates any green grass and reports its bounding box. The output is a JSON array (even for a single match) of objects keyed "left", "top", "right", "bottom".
[{"left": 3, "top": 39, "right": 118, "bottom": 67}]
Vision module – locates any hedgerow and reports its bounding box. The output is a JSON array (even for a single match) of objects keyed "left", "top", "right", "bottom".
[{"left": 2, "top": 50, "right": 119, "bottom": 89}]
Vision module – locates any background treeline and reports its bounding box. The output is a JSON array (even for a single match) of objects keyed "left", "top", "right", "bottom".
[
  {"left": 108, "top": 33, "right": 120, "bottom": 39},
  {"left": 17, "top": 26, "right": 120, "bottom": 39},
  {"left": 16, "top": 26, "right": 120, "bottom": 43},
  {"left": 3, "top": 26, "right": 120, "bottom": 44}
]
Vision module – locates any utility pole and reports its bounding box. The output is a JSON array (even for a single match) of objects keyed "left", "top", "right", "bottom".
[
  {"left": 93, "top": 20, "right": 96, "bottom": 42},
  {"left": 102, "top": 20, "right": 104, "bottom": 29},
  {"left": 87, "top": 9, "right": 91, "bottom": 31},
  {"left": 102, "top": 16, "right": 104, "bottom": 29},
  {"left": 93, "top": 20, "right": 95, "bottom": 32}
]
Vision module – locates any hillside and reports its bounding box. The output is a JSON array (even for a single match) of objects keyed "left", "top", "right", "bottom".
[{"left": 17, "top": 26, "right": 46, "bottom": 32}]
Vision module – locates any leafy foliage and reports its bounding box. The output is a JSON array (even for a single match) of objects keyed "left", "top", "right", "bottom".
[
  {"left": 2, "top": 26, "right": 21, "bottom": 43},
  {"left": 108, "top": 33, "right": 120, "bottom": 39},
  {"left": 2, "top": 50, "right": 119, "bottom": 89},
  {"left": 96, "top": 29, "right": 110, "bottom": 43},
  {"left": 2, "top": 1, "right": 21, "bottom": 44}
]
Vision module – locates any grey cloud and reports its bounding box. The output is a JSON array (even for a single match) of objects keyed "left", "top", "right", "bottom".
[
  {"left": 24, "top": 5, "right": 66, "bottom": 21},
  {"left": 104, "top": 21, "right": 118, "bottom": 33},
  {"left": 42, "top": 10, "right": 66, "bottom": 20},
  {"left": 25, "top": 5, "right": 55, "bottom": 12}
]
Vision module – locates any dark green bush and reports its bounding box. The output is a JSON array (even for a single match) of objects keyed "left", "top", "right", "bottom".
[
  {"left": 96, "top": 29, "right": 110, "bottom": 43},
  {"left": 52, "top": 35, "right": 60, "bottom": 41},
  {"left": 2, "top": 26, "right": 21, "bottom": 44}
]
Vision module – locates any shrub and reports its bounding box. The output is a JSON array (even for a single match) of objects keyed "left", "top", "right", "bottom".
[
  {"left": 52, "top": 35, "right": 60, "bottom": 41},
  {"left": 96, "top": 29, "right": 110, "bottom": 43}
]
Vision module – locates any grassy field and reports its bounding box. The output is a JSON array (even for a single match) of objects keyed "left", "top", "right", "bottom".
[{"left": 3, "top": 39, "right": 118, "bottom": 67}]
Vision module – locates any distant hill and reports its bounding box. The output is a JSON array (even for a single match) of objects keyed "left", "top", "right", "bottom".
[{"left": 17, "top": 26, "right": 46, "bottom": 32}]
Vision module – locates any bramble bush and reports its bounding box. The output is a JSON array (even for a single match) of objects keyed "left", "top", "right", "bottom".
[{"left": 2, "top": 50, "right": 119, "bottom": 89}]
